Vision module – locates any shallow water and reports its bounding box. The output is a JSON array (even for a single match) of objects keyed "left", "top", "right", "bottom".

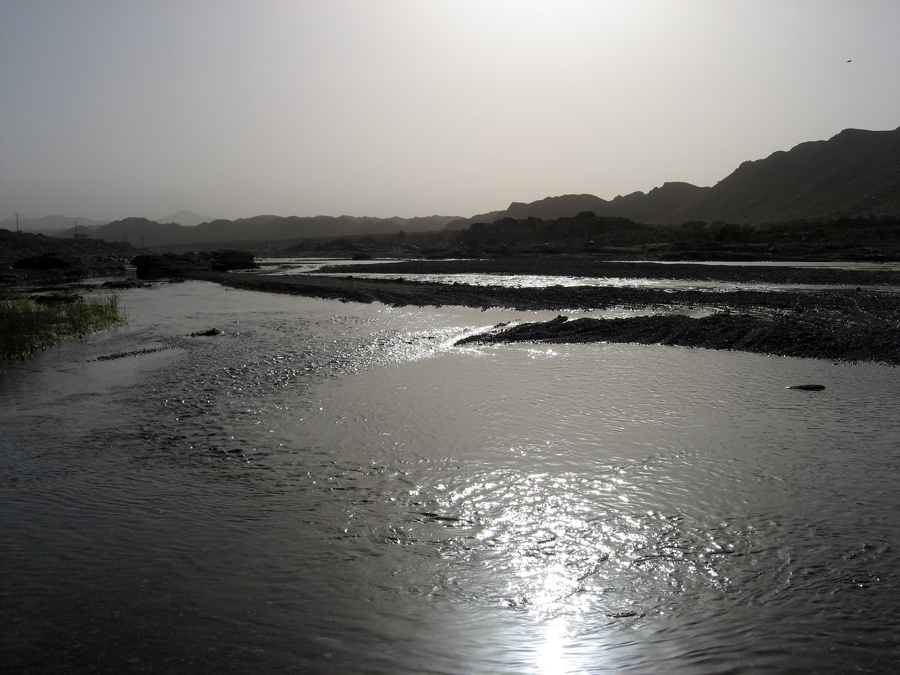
[
  {"left": 314, "top": 270, "right": 893, "bottom": 293},
  {"left": 2, "top": 281, "right": 899, "bottom": 673},
  {"left": 263, "top": 256, "right": 900, "bottom": 292}
]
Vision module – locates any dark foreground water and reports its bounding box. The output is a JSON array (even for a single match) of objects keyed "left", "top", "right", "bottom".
[{"left": 2, "top": 281, "right": 899, "bottom": 674}]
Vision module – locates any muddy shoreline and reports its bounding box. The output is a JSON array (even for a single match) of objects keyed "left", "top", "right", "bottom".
[{"left": 189, "top": 255, "right": 900, "bottom": 364}]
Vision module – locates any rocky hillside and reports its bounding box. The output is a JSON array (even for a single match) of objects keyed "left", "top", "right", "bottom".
[{"left": 448, "top": 126, "right": 900, "bottom": 228}]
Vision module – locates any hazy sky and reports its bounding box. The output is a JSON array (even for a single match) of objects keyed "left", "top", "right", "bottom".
[{"left": 2, "top": 1, "right": 898, "bottom": 222}]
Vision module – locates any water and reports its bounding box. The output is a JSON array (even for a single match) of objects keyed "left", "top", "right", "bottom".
[
  {"left": 311, "top": 270, "right": 899, "bottom": 293},
  {"left": 263, "top": 257, "right": 405, "bottom": 274},
  {"left": 2, "top": 280, "right": 899, "bottom": 673},
  {"left": 261, "top": 257, "right": 900, "bottom": 292}
]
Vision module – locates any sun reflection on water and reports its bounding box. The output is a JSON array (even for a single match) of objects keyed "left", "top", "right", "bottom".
[
  {"left": 534, "top": 617, "right": 578, "bottom": 675},
  {"left": 429, "top": 463, "right": 710, "bottom": 670}
]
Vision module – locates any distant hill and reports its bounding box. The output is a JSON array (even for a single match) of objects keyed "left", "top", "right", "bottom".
[
  {"left": 0, "top": 214, "right": 108, "bottom": 234},
  {"left": 447, "top": 126, "right": 900, "bottom": 228},
  {"left": 388, "top": 215, "right": 460, "bottom": 231},
  {"left": 608, "top": 182, "right": 711, "bottom": 223},
  {"left": 504, "top": 194, "right": 609, "bottom": 221},
  {"left": 61, "top": 213, "right": 460, "bottom": 249},
  {"left": 157, "top": 210, "right": 211, "bottom": 227}
]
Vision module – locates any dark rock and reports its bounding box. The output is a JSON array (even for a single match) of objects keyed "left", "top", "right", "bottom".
[
  {"left": 101, "top": 279, "right": 143, "bottom": 289},
  {"left": 607, "top": 610, "right": 644, "bottom": 618}
]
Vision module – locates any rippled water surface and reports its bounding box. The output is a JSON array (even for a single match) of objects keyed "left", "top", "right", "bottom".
[
  {"left": 2, "top": 281, "right": 899, "bottom": 674},
  {"left": 262, "top": 256, "right": 900, "bottom": 292},
  {"left": 314, "top": 270, "right": 892, "bottom": 293}
]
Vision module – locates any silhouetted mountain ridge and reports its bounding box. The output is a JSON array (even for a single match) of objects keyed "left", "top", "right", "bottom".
[
  {"left": 669, "top": 127, "right": 900, "bottom": 223},
  {"left": 44, "top": 126, "right": 899, "bottom": 248},
  {"left": 158, "top": 210, "right": 211, "bottom": 226},
  {"left": 447, "top": 126, "right": 899, "bottom": 228},
  {"left": 0, "top": 215, "right": 109, "bottom": 234},
  {"left": 58, "top": 214, "right": 458, "bottom": 248}
]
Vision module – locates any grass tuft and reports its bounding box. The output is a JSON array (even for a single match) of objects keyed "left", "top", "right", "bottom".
[{"left": 0, "top": 291, "right": 126, "bottom": 367}]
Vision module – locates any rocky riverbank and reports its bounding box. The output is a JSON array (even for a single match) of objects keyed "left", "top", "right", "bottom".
[
  {"left": 0, "top": 229, "right": 137, "bottom": 284},
  {"left": 188, "top": 255, "right": 900, "bottom": 364},
  {"left": 457, "top": 312, "right": 900, "bottom": 364}
]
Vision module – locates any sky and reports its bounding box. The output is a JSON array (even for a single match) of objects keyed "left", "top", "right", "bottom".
[{"left": 1, "top": 0, "right": 899, "bottom": 222}]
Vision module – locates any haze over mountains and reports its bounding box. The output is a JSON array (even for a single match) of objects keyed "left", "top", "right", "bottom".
[
  {"left": 158, "top": 210, "right": 212, "bottom": 227},
  {"left": 0, "top": 215, "right": 109, "bottom": 234},
  {"left": 0, "top": 209, "right": 210, "bottom": 233},
  {"left": 72, "top": 214, "right": 460, "bottom": 248},
  {"left": 6, "top": 126, "right": 898, "bottom": 248}
]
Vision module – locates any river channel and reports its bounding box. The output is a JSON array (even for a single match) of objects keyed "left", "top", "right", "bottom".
[{"left": 2, "top": 280, "right": 899, "bottom": 673}]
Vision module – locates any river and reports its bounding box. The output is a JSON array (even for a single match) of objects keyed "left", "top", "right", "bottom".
[{"left": 2, "top": 280, "right": 899, "bottom": 674}]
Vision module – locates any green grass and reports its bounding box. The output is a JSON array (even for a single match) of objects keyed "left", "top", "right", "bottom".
[{"left": 0, "top": 291, "right": 126, "bottom": 366}]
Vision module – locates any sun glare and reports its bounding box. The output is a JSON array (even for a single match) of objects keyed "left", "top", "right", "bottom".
[{"left": 535, "top": 617, "right": 577, "bottom": 675}]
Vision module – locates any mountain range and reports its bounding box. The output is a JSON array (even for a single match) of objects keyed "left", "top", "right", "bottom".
[
  {"left": 67, "top": 214, "right": 460, "bottom": 249},
  {"left": 447, "top": 126, "right": 900, "bottom": 229},
  {"left": 0, "top": 215, "right": 109, "bottom": 234},
  {"left": 158, "top": 210, "right": 211, "bottom": 227},
  {"left": 9, "top": 126, "right": 898, "bottom": 249},
  {"left": 0, "top": 210, "right": 208, "bottom": 233}
]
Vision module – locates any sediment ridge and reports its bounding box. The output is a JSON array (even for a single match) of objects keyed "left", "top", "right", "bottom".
[{"left": 188, "top": 256, "right": 900, "bottom": 364}]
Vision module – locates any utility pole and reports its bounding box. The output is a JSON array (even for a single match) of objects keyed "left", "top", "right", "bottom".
[{"left": 15, "top": 213, "right": 20, "bottom": 233}]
